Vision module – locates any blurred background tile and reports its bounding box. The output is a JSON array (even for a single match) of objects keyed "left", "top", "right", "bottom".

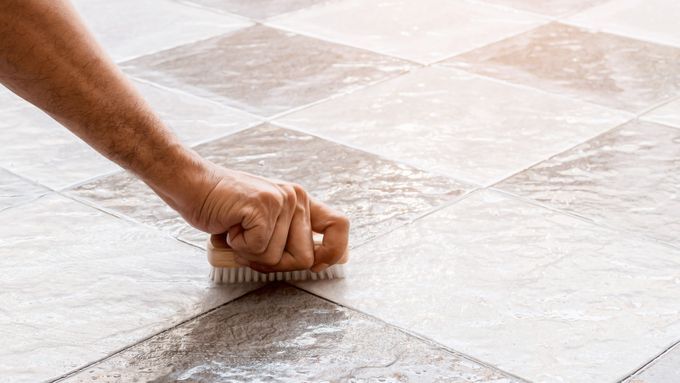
[
  {"left": 268, "top": 0, "right": 545, "bottom": 64},
  {"left": 72, "top": 0, "right": 251, "bottom": 62},
  {"left": 0, "top": 195, "right": 257, "bottom": 383},
  {"left": 567, "top": 0, "right": 680, "bottom": 48},
  {"left": 0, "top": 81, "right": 257, "bottom": 190},
  {"left": 627, "top": 343, "right": 680, "bottom": 383},
  {"left": 67, "top": 124, "right": 471, "bottom": 247},
  {"left": 0, "top": 168, "right": 49, "bottom": 212},
  {"left": 178, "top": 0, "right": 332, "bottom": 19},
  {"left": 642, "top": 98, "right": 680, "bottom": 129},
  {"left": 123, "top": 25, "right": 413, "bottom": 117},
  {"left": 445, "top": 22, "right": 680, "bottom": 113},
  {"left": 496, "top": 119, "right": 680, "bottom": 247},
  {"left": 276, "top": 67, "right": 630, "bottom": 185},
  {"left": 61, "top": 285, "right": 523, "bottom": 383},
  {"left": 296, "top": 190, "right": 680, "bottom": 382},
  {"left": 478, "top": 0, "right": 610, "bottom": 17}
]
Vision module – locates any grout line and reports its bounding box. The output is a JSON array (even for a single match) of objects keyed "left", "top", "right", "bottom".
[
  {"left": 617, "top": 339, "right": 680, "bottom": 382},
  {"left": 49, "top": 284, "right": 268, "bottom": 383}
]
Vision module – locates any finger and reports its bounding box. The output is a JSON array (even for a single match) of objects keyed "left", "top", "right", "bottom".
[
  {"left": 309, "top": 199, "right": 349, "bottom": 272},
  {"left": 226, "top": 205, "right": 278, "bottom": 255}
]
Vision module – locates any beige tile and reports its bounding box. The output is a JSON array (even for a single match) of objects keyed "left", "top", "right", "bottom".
[
  {"left": 642, "top": 98, "right": 680, "bottom": 129},
  {"left": 0, "top": 168, "right": 49, "bottom": 212},
  {"left": 567, "top": 0, "right": 680, "bottom": 48},
  {"left": 296, "top": 190, "right": 680, "bottom": 382},
  {"left": 72, "top": 0, "right": 251, "bottom": 62},
  {"left": 479, "top": 0, "right": 610, "bottom": 17},
  {"left": 0, "top": 82, "right": 257, "bottom": 190},
  {"left": 67, "top": 124, "right": 470, "bottom": 247},
  {"left": 276, "top": 66, "right": 630, "bottom": 185},
  {"left": 123, "top": 25, "right": 412, "bottom": 117},
  {"left": 627, "top": 343, "right": 680, "bottom": 383},
  {"left": 182, "top": 0, "right": 331, "bottom": 19},
  {"left": 61, "top": 285, "right": 523, "bottom": 383},
  {"left": 445, "top": 22, "right": 680, "bottom": 113},
  {"left": 268, "top": 0, "right": 545, "bottom": 64},
  {"left": 497, "top": 119, "right": 680, "bottom": 247},
  {"left": 0, "top": 195, "right": 257, "bottom": 383}
]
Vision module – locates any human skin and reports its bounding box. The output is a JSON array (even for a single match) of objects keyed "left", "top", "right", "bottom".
[{"left": 0, "top": 1, "right": 349, "bottom": 272}]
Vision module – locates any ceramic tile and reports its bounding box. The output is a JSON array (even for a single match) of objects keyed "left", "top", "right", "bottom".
[
  {"left": 122, "top": 25, "right": 412, "bottom": 117},
  {"left": 181, "top": 0, "right": 331, "bottom": 19},
  {"left": 60, "top": 285, "right": 522, "bottom": 383},
  {"left": 567, "top": 0, "right": 680, "bottom": 48},
  {"left": 295, "top": 190, "right": 680, "bottom": 382},
  {"left": 478, "top": 0, "right": 610, "bottom": 17},
  {"left": 68, "top": 124, "right": 470, "bottom": 247},
  {"left": 276, "top": 66, "right": 630, "bottom": 185},
  {"left": 0, "top": 168, "right": 49, "bottom": 212},
  {"left": 627, "top": 343, "right": 680, "bottom": 383},
  {"left": 0, "top": 194, "right": 257, "bottom": 383},
  {"left": 267, "top": 0, "right": 545, "bottom": 64},
  {"left": 445, "top": 22, "right": 680, "bottom": 113},
  {"left": 71, "top": 0, "right": 251, "bottom": 62},
  {"left": 642, "top": 98, "right": 680, "bottom": 129},
  {"left": 497, "top": 119, "right": 680, "bottom": 247},
  {"left": 0, "top": 82, "right": 257, "bottom": 190}
]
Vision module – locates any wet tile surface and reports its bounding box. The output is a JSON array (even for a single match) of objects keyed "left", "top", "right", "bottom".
[
  {"left": 642, "top": 98, "right": 680, "bottom": 129},
  {"left": 182, "top": 0, "right": 331, "bottom": 19},
  {"left": 497, "top": 120, "right": 680, "bottom": 246},
  {"left": 0, "top": 82, "right": 257, "bottom": 190},
  {"left": 123, "top": 25, "right": 413, "bottom": 117},
  {"left": 0, "top": 168, "right": 49, "bottom": 212},
  {"left": 68, "top": 124, "right": 470, "bottom": 247},
  {"left": 568, "top": 0, "right": 680, "bottom": 48},
  {"left": 627, "top": 343, "right": 680, "bottom": 383},
  {"left": 60, "top": 284, "right": 522, "bottom": 383},
  {"left": 72, "top": 0, "right": 251, "bottom": 62},
  {"left": 479, "top": 0, "right": 610, "bottom": 16},
  {"left": 0, "top": 195, "right": 257, "bottom": 383},
  {"left": 268, "top": 0, "right": 545, "bottom": 64},
  {"left": 445, "top": 22, "right": 680, "bottom": 112},
  {"left": 296, "top": 190, "right": 680, "bottom": 382},
  {"left": 277, "top": 67, "right": 630, "bottom": 185}
]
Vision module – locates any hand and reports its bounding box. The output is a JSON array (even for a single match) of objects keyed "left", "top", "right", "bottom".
[{"left": 180, "top": 161, "right": 349, "bottom": 273}]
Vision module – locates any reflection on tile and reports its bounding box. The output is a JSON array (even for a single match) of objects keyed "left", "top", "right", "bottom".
[
  {"left": 445, "top": 22, "right": 680, "bottom": 112},
  {"left": 0, "top": 82, "right": 256, "bottom": 190},
  {"left": 72, "top": 0, "right": 251, "bottom": 61},
  {"left": 497, "top": 120, "right": 680, "bottom": 246},
  {"left": 0, "top": 195, "right": 257, "bottom": 383},
  {"left": 68, "top": 124, "right": 470, "bottom": 247},
  {"left": 276, "top": 67, "right": 630, "bottom": 185},
  {"left": 296, "top": 190, "right": 680, "bottom": 382},
  {"left": 268, "top": 0, "right": 545, "bottom": 64},
  {"left": 182, "top": 0, "right": 330, "bottom": 19},
  {"left": 568, "top": 0, "right": 680, "bottom": 48},
  {"left": 480, "top": 0, "right": 610, "bottom": 17},
  {"left": 61, "top": 285, "right": 521, "bottom": 383},
  {"left": 123, "top": 25, "right": 412, "bottom": 117},
  {"left": 0, "top": 168, "right": 48, "bottom": 211},
  {"left": 642, "top": 98, "right": 680, "bottom": 129},
  {"left": 628, "top": 343, "right": 680, "bottom": 383}
]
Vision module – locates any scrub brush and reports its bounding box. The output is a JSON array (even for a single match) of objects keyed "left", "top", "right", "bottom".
[{"left": 207, "top": 234, "right": 348, "bottom": 283}]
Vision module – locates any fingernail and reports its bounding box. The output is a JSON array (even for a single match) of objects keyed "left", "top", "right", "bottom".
[{"left": 311, "top": 263, "right": 329, "bottom": 273}]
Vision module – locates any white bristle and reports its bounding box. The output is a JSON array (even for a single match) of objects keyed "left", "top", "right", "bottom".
[{"left": 210, "top": 264, "right": 347, "bottom": 284}]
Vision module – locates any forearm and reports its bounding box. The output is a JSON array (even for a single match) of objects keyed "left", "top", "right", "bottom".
[{"left": 0, "top": 0, "right": 210, "bottom": 210}]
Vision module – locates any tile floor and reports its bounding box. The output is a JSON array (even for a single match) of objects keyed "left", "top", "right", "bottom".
[{"left": 2, "top": 0, "right": 680, "bottom": 382}]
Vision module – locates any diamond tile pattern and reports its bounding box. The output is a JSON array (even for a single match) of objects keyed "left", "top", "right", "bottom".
[
  {"left": 123, "top": 25, "right": 413, "bottom": 116},
  {"left": 642, "top": 98, "right": 680, "bottom": 129},
  {"left": 0, "top": 168, "right": 48, "bottom": 212},
  {"left": 268, "top": 0, "right": 545, "bottom": 64},
  {"left": 479, "top": 0, "right": 611, "bottom": 16},
  {"left": 497, "top": 120, "right": 680, "bottom": 246},
  {"left": 627, "top": 343, "right": 680, "bottom": 383},
  {"left": 60, "top": 285, "right": 522, "bottom": 383},
  {"left": 445, "top": 22, "right": 680, "bottom": 112},
  {"left": 296, "top": 190, "right": 680, "bottom": 382},
  {"left": 68, "top": 124, "right": 470, "bottom": 247},
  {"left": 183, "top": 0, "right": 331, "bottom": 19},
  {"left": 277, "top": 67, "right": 630, "bottom": 184}
]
